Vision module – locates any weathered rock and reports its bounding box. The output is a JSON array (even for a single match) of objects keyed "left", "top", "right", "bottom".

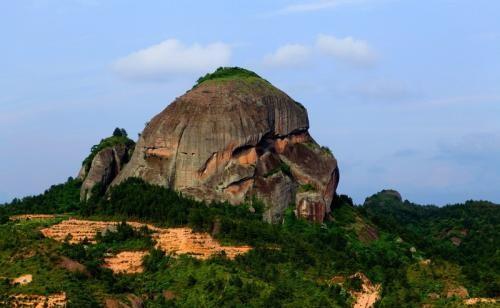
[
  {"left": 112, "top": 71, "right": 339, "bottom": 222},
  {"left": 296, "top": 191, "right": 327, "bottom": 223},
  {"left": 80, "top": 144, "right": 129, "bottom": 201},
  {"left": 77, "top": 165, "right": 87, "bottom": 181}
]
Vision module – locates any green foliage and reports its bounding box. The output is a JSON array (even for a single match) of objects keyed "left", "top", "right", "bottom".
[
  {"left": 345, "top": 276, "right": 363, "bottom": 292},
  {"left": 1, "top": 177, "right": 81, "bottom": 214},
  {"left": 363, "top": 192, "right": 500, "bottom": 298},
  {"left": 82, "top": 132, "right": 135, "bottom": 172},
  {"left": 143, "top": 248, "right": 169, "bottom": 273},
  {"left": 264, "top": 161, "right": 292, "bottom": 178},
  {"left": 1, "top": 174, "right": 498, "bottom": 305},
  {"left": 195, "top": 67, "right": 263, "bottom": 87},
  {"left": 96, "top": 221, "right": 153, "bottom": 251},
  {"left": 321, "top": 145, "right": 333, "bottom": 156},
  {"left": 0, "top": 208, "right": 8, "bottom": 225},
  {"left": 112, "top": 127, "right": 128, "bottom": 137},
  {"left": 298, "top": 183, "right": 316, "bottom": 192}
]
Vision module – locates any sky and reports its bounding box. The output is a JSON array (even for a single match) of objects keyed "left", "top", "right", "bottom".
[{"left": 1, "top": 0, "right": 499, "bottom": 205}]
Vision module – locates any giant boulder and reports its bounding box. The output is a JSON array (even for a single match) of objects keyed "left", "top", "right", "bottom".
[{"left": 112, "top": 68, "right": 339, "bottom": 222}]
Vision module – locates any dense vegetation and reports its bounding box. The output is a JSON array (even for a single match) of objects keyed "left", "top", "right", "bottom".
[
  {"left": 195, "top": 67, "right": 264, "bottom": 87},
  {"left": 81, "top": 128, "right": 135, "bottom": 172},
  {"left": 1, "top": 177, "right": 82, "bottom": 215},
  {"left": 0, "top": 177, "right": 498, "bottom": 307},
  {"left": 361, "top": 192, "right": 500, "bottom": 298}
]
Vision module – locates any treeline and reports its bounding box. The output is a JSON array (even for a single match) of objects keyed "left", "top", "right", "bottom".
[
  {"left": 362, "top": 192, "right": 500, "bottom": 297},
  {"left": 1, "top": 177, "right": 82, "bottom": 216},
  {"left": 1, "top": 174, "right": 498, "bottom": 304}
]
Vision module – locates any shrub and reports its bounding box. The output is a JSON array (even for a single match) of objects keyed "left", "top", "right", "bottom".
[
  {"left": 195, "top": 67, "right": 262, "bottom": 87},
  {"left": 298, "top": 183, "right": 316, "bottom": 193}
]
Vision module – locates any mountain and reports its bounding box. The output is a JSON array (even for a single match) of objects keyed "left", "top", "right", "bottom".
[
  {"left": 0, "top": 68, "right": 498, "bottom": 307},
  {"left": 82, "top": 67, "right": 339, "bottom": 223}
]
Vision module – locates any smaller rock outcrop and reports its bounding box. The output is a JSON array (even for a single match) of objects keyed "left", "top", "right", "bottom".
[{"left": 78, "top": 129, "right": 134, "bottom": 201}]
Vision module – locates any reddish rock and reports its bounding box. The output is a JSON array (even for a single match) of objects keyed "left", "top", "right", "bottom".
[
  {"left": 81, "top": 144, "right": 130, "bottom": 200},
  {"left": 110, "top": 71, "right": 339, "bottom": 223}
]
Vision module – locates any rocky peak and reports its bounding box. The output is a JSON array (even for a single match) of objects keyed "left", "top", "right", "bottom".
[
  {"left": 79, "top": 130, "right": 135, "bottom": 201},
  {"left": 108, "top": 68, "right": 339, "bottom": 223}
]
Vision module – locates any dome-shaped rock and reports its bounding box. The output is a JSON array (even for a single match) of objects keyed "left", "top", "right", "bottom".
[{"left": 112, "top": 68, "right": 339, "bottom": 223}]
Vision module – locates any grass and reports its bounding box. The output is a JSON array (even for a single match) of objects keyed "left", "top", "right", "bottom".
[
  {"left": 264, "top": 162, "right": 292, "bottom": 178},
  {"left": 195, "top": 67, "right": 264, "bottom": 86},
  {"left": 298, "top": 183, "right": 316, "bottom": 193}
]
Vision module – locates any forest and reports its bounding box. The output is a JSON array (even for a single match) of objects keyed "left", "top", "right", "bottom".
[{"left": 0, "top": 178, "right": 498, "bottom": 307}]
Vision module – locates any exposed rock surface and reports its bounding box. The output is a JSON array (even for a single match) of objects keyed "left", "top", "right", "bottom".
[
  {"left": 9, "top": 214, "right": 58, "bottom": 221},
  {"left": 80, "top": 144, "right": 130, "bottom": 201},
  {"left": 103, "top": 251, "right": 148, "bottom": 274},
  {"left": 8, "top": 293, "right": 67, "bottom": 307},
  {"left": 41, "top": 219, "right": 252, "bottom": 260},
  {"left": 464, "top": 298, "right": 498, "bottom": 305},
  {"left": 11, "top": 274, "right": 32, "bottom": 286},
  {"left": 153, "top": 227, "right": 252, "bottom": 259},
  {"left": 112, "top": 71, "right": 339, "bottom": 222},
  {"left": 329, "top": 272, "right": 381, "bottom": 308},
  {"left": 350, "top": 272, "right": 381, "bottom": 308}
]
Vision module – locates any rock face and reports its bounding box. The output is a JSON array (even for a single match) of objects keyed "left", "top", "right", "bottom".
[
  {"left": 80, "top": 144, "right": 130, "bottom": 201},
  {"left": 111, "top": 71, "right": 339, "bottom": 223}
]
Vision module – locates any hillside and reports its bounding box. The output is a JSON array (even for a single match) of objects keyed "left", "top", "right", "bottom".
[
  {"left": 1, "top": 179, "right": 498, "bottom": 307},
  {"left": 0, "top": 68, "right": 498, "bottom": 307}
]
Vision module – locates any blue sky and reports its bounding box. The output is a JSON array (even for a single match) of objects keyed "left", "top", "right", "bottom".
[{"left": 1, "top": 0, "right": 499, "bottom": 205}]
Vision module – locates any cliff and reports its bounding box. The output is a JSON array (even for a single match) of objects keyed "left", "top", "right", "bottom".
[{"left": 109, "top": 68, "right": 339, "bottom": 223}]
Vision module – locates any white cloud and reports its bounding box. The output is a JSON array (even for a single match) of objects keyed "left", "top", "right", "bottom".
[
  {"left": 316, "top": 34, "right": 377, "bottom": 67},
  {"left": 265, "top": 35, "right": 376, "bottom": 69},
  {"left": 277, "top": 0, "right": 366, "bottom": 14},
  {"left": 263, "top": 44, "right": 311, "bottom": 68},
  {"left": 112, "top": 39, "right": 232, "bottom": 81}
]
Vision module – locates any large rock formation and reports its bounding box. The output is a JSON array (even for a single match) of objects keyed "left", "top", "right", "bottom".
[{"left": 111, "top": 68, "right": 339, "bottom": 223}]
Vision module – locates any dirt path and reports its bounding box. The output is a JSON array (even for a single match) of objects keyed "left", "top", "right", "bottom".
[
  {"left": 464, "top": 298, "right": 498, "bottom": 305},
  {"left": 10, "top": 214, "right": 59, "bottom": 221},
  {"left": 41, "top": 219, "right": 252, "bottom": 260},
  {"left": 40, "top": 219, "right": 117, "bottom": 243},
  {"left": 103, "top": 251, "right": 149, "bottom": 274},
  {"left": 153, "top": 227, "right": 252, "bottom": 260},
  {"left": 8, "top": 293, "right": 66, "bottom": 307}
]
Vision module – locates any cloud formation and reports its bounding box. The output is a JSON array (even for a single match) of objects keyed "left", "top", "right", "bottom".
[
  {"left": 316, "top": 34, "right": 376, "bottom": 66},
  {"left": 113, "top": 39, "right": 232, "bottom": 81},
  {"left": 264, "top": 34, "right": 376, "bottom": 68},
  {"left": 263, "top": 44, "right": 311, "bottom": 68}
]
